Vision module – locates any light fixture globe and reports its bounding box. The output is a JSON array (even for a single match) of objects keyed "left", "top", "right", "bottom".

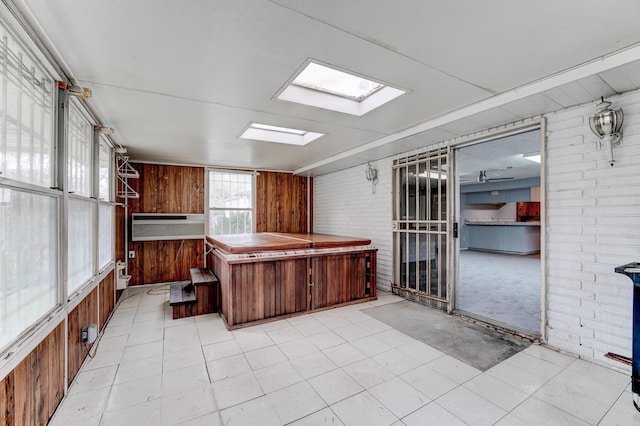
[{"left": 589, "top": 98, "right": 624, "bottom": 166}]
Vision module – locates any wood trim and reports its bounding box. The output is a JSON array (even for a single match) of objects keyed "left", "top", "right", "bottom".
[
  {"left": 256, "top": 172, "right": 311, "bottom": 233},
  {"left": 67, "top": 288, "right": 98, "bottom": 386},
  {"left": 99, "top": 271, "right": 115, "bottom": 331}
]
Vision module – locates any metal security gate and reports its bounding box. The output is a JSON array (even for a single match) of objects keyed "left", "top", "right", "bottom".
[{"left": 392, "top": 147, "right": 451, "bottom": 309}]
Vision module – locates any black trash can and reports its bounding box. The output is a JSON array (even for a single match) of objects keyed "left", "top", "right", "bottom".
[{"left": 614, "top": 262, "right": 640, "bottom": 411}]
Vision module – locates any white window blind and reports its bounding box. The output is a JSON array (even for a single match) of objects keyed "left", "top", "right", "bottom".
[
  {"left": 98, "top": 136, "right": 111, "bottom": 201},
  {"left": 208, "top": 170, "right": 253, "bottom": 235},
  {"left": 0, "top": 188, "right": 57, "bottom": 351},
  {"left": 67, "top": 197, "right": 95, "bottom": 294},
  {"left": 67, "top": 99, "right": 92, "bottom": 197},
  {"left": 98, "top": 202, "right": 114, "bottom": 270},
  {"left": 0, "top": 26, "right": 55, "bottom": 187}
]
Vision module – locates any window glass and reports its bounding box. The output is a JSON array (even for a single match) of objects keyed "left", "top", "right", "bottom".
[
  {"left": 98, "top": 202, "right": 114, "bottom": 270},
  {"left": 98, "top": 137, "right": 112, "bottom": 201},
  {"left": 0, "top": 24, "right": 55, "bottom": 187},
  {"left": 0, "top": 187, "right": 57, "bottom": 351},
  {"left": 67, "top": 100, "right": 92, "bottom": 197},
  {"left": 67, "top": 197, "right": 95, "bottom": 293},
  {"left": 208, "top": 170, "right": 253, "bottom": 235}
]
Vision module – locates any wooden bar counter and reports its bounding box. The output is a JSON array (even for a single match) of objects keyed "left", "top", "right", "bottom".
[{"left": 206, "top": 233, "right": 377, "bottom": 328}]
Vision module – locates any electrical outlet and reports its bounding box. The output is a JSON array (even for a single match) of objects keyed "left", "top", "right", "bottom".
[
  {"left": 128, "top": 250, "right": 135, "bottom": 259},
  {"left": 81, "top": 327, "right": 88, "bottom": 343}
]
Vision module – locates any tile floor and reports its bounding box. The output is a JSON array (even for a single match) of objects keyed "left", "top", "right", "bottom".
[{"left": 50, "top": 286, "right": 640, "bottom": 426}]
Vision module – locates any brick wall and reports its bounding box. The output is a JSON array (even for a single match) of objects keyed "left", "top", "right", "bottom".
[
  {"left": 545, "top": 89, "right": 640, "bottom": 366},
  {"left": 314, "top": 159, "right": 393, "bottom": 291},
  {"left": 314, "top": 89, "right": 640, "bottom": 368}
]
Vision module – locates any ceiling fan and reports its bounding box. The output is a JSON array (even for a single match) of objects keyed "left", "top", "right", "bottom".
[{"left": 461, "top": 168, "right": 514, "bottom": 184}]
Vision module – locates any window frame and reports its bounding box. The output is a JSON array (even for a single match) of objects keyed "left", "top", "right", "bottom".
[{"left": 207, "top": 169, "right": 256, "bottom": 235}]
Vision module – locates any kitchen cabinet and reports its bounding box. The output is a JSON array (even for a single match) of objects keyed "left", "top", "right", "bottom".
[
  {"left": 465, "top": 188, "right": 531, "bottom": 204},
  {"left": 466, "top": 223, "right": 540, "bottom": 254}
]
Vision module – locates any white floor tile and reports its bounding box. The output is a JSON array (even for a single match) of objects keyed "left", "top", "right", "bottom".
[
  {"left": 233, "top": 328, "right": 275, "bottom": 352},
  {"left": 288, "top": 407, "right": 344, "bottom": 426},
  {"left": 290, "top": 351, "right": 337, "bottom": 380},
  {"left": 244, "top": 345, "right": 287, "bottom": 370},
  {"left": 333, "top": 323, "right": 372, "bottom": 341},
  {"left": 369, "top": 377, "right": 430, "bottom": 418},
  {"left": 342, "top": 358, "right": 395, "bottom": 389},
  {"left": 278, "top": 337, "right": 319, "bottom": 360},
  {"left": 400, "top": 364, "right": 458, "bottom": 400},
  {"left": 198, "top": 327, "right": 235, "bottom": 346},
  {"left": 523, "top": 344, "right": 577, "bottom": 367},
  {"left": 503, "top": 351, "right": 564, "bottom": 381},
  {"left": 162, "top": 363, "right": 210, "bottom": 396},
  {"left": 105, "top": 375, "right": 162, "bottom": 412},
  {"left": 436, "top": 385, "right": 507, "bottom": 426},
  {"left": 322, "top": 342, "right": 366, "bottom": 367},
  {"left": 82, "top": 348, "right": 124, "bottom": 371},
  {"left": 219, "top": 395, "right": 281, "bottom": 426},
  {"left": 486, "top": 360, "right": 552, "bottom": 395},
  {"left": 598, "top": 391, "right": 640, "bottom": 425},
  {"left": 306, "top": 330, "right": 346, "bottom": 350},
  {"left": 373, "top": 348, "right": 423, "bottom": 375},
  {"left": 202, "top": 339, "right": 242, "bottom": 362},
  {"left": 254, "top": 360, "right": 304, "bottom": 393},
  {"left": 463, "top": 373, "right": 529, "bottom": 411},
  {"left": 162, "top": 347, "right": 205, "bottom": 372},
  {"left": 100, "top": 398, "right": 162, "bottom": 426},
  {"left": 401, "top": 402, "right": 467, "bottom": 426},
  {"left": 510, "top": 397, "right": 590, "bottom": 425},
  {"left": 331, "top": 390, "right": 398, "bottom": 426},
  {"left": 308, "top": 368, "right": 364, "bottom": 405},
  {"left": 266, "top": 324, "right": 304, "bottom": 344},
  {"left": 374, "top": 329, "right": 416, "bottom": 348},
  {"left": 291, "top": 318, "right": 330, "bottom": 337},
  {"left": 50, "top": 387, "right": 110, "bottom": 424},
  {"left": 121, "top": 341, "right": 163, "bottom": 363},
  {"left": 267, "top": 381, "right": 327, "bottom": 424},
  {"left": 175, "top": 411, "right": 222, "bottom": 426},
  {"left": 396, "top": 339, "right": 445, "bottom": 364},
  {"left": 426, "top": 354, "right": 482, "bottom": 384},
  {"left": 126, "top": 328, "right": 164, "bottom": 346},
  {"left": 207, "top": 353, "right": 251, "bottom": 381},
  {"left": 68, "top": 364, "right": 117, "bottom": 395},
  {"left": 210, "top": 371, "right": 264, "bottom": 410},
  {"left": 160, "top": 383, "right": 217, "bottom": 425},
  {"left": 350, "top": 334, "right": 393, "bottom": 357},
  {"left": 114, "top": 355, "right": 163, "bottom": 384}
]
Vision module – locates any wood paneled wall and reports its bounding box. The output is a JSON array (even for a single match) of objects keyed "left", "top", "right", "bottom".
[
  {"left": 256, "top": 172, "right": 312, "bottom": 233},
  {"left": 99, "top": 270, "right": 115, "bottom": 331},
  {"left": 67, "top": 288, "right": 99, "bottom": 386},
  {"left": 1, "top": 322, "right": 64, "bottom": 426},
  {"left": 124, "top": 163, "right": 206, "bottom": 285}
]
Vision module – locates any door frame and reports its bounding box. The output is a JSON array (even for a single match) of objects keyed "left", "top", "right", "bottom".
[{"left": 451, "top": 119, "right": 547, "bottom": 339}]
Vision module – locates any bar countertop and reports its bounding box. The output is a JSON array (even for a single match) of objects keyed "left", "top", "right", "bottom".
[{"left": 206, "top": 232, "right": 372, "bottom": 254}]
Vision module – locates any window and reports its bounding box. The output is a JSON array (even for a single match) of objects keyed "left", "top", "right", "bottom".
[
  {"left": 67, "top": 99, "right": 92, "bottom": 197},
  {"left": 208, "top": 170, "right": 253, "bottom": 235},
  {"left": 98, "top": 203, "right": 114, "bottom": 270},
  {"left": 277, "top": 60, "right": 406, "bottom": 116},
  {"left": 98, "top": 136, "right": 112, "bottom": 201},
  {"left": 0, "top": 188, "right": 57, "bottom": 350},
  {"left": 67, "top": 197, "right": 95, "bottom": 294},
  {"left": 240, "top": 122, "right": 324, "bottom": 146},
  {"left": 0, "top": 25, "right": 55, "bottom": 187}
]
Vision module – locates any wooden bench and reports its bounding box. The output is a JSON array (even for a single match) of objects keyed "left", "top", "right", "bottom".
[{"left": 170, "top": 268, "right": 220, "bottom": 320}]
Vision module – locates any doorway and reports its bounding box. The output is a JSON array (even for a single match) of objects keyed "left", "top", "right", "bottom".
[{"left": 456, "top": 129, "right": 542, "bottom": 335}]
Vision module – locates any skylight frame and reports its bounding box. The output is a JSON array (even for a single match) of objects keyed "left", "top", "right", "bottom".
[
  {"left": 275, "top": 59, "right": 407, "bottom": 117},
  {"left": 239, "top": 122, "right": 325, "bottom": 146},
  {"left": 291, "top": 62, "right": 384, "bottom": 101}
]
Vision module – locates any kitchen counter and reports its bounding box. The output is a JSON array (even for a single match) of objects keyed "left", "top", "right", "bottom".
[{"left": 465, "top": 221, "right": 540, "bottom": 254}]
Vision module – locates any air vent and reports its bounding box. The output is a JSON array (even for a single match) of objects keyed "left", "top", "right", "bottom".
[{"left": 131, "top": 213, "right": 205, "bottom": 241}]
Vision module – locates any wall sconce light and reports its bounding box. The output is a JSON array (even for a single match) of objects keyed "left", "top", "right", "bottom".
[
  {"left": 365, "top": 163, "right": 378, "bottom": 194},
  {"left": 589, "top": 97, "right": 624, "bottom": 167}
]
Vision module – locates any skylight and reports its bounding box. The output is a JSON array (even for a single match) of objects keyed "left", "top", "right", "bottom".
[
  {"left": 276, "top": 60, "right": 407, "bottom": 116},
  {"left": 292, "top": 62, "right": 383, "bottom": 101},
  {"left": 240, "top": 123, "right": 324, "bottom": 146}
]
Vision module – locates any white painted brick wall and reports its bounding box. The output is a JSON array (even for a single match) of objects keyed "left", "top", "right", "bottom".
[
  {"left": 545, "top": 89, "right": 640, "bottom": 367},
  {"left": 314, "top": 89, "right": 640, "bottom": 368},
  {"left": 314, "top": 159, "right": 393, "bottom": 291}
]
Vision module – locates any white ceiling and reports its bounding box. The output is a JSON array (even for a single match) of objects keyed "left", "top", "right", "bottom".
[{"left": 12, "top": 0, "right": 640, "bottom": 175}]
